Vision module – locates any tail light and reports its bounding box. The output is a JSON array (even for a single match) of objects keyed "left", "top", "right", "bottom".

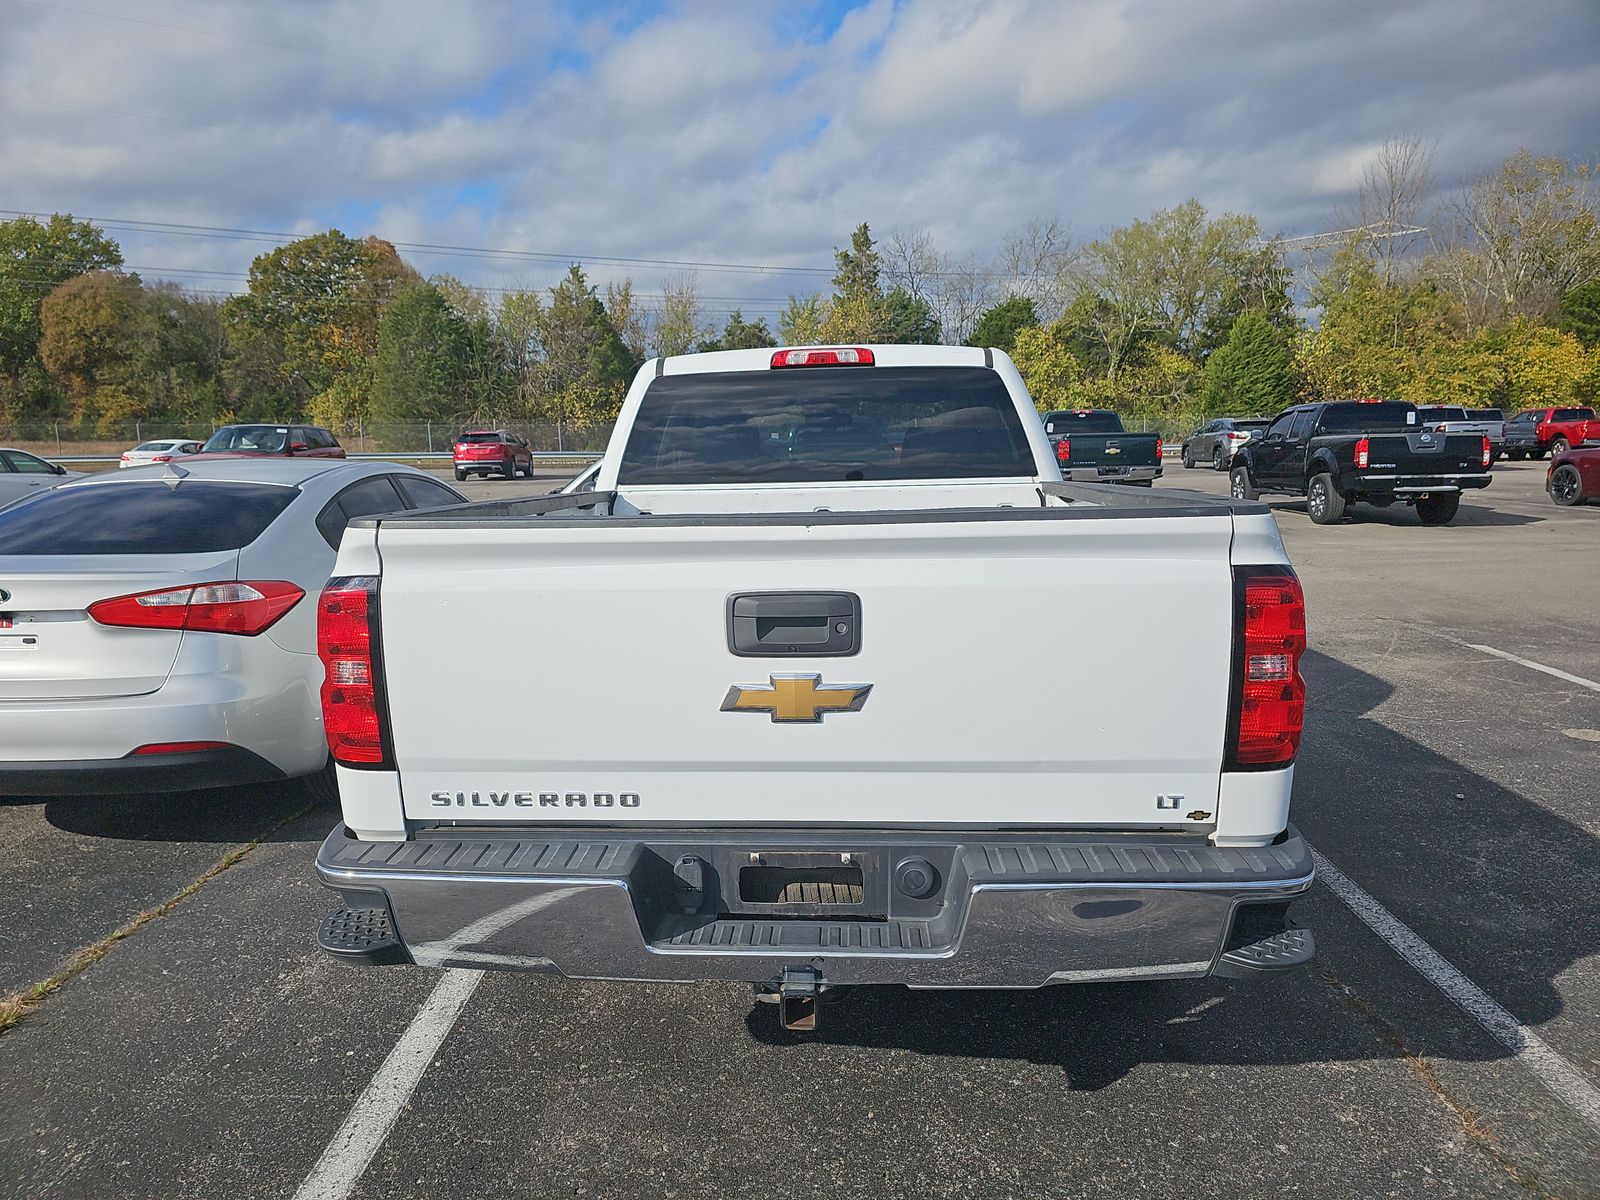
[
  {"left": 1227, "top": 567, "right": 1306, "bottom": 770},
  {"left": 89, "top": 581, "right": 303, "bottom": 635},
  {"left": 1354, "top": 437, "right": 1369, "bottom": 469},
  {"left": 1155, "top": 437, "right": 1164, "bottom": 459},
  {"left": 1536, "top": 421, "right": 1550, "bottom": 440},
  {"left": 318, "top": 576, "right": 391, "bottom": 767},
  {"left": 1481, "top": 436, "right": 1492, "bottom": 467},
  {"left": 771, "top": 347, "right": 874, "bottom": 368},
  {"left": 152, "top": 455, "right": 172, "bottom": 463},
  {"left": 1055, "top": 437, "right": 1071, "bottom": 464}
]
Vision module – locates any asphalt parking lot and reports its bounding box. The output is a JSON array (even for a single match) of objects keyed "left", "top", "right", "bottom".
[{"left": 2, "top": 457, "right": 1597, "bottom": 1198}]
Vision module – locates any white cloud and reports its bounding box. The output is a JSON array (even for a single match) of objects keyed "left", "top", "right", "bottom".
[{"left": 0, "top": 0, "right": 1596, "bottom": 315}]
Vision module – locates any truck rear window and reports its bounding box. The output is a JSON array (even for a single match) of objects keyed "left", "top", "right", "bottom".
[
  {"left": 1317, "top": 403, "right": 1418, "bottom": 433},
  {"left": 0, "top": 481, "right": 297, "bottom": 554},
  {"left": 1044, "top": 411, "right": 1123, "bottom": 434},
  {"left": 1416, "top": 406, "right": 1467, "bottom": 422},
  {"left": 618, "top": 367, "right": 1036, "bottom": 484}
]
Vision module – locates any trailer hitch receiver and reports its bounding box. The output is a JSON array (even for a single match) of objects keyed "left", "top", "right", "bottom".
[{"left": 756, "top": 966, "right": 824, "bottom": 1031}]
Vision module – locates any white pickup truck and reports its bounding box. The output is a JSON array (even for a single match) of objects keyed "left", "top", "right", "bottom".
[{"left": 313, "top": 344, "right": 1314, "bottom": 1029}]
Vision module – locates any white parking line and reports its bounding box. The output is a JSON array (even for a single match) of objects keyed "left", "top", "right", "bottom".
[
  {"left": 1462, "top": 643, "right": 1600, "bottom": 694},
  {"left": 1311, "top": 847, "right": 1600, "bottom": 1137},
  {"left": 293, "top": 968, "right": 484, "bottom": 1200}
]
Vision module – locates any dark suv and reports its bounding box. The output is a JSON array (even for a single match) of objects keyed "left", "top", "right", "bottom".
[
  {"left": 189, "top": 424, "right": 346, "bottom": 460},
  {"left": 453, "top": 430, "right": 533, "bottom": 481}
]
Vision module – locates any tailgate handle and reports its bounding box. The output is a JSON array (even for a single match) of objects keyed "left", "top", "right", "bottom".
[{"left": 728, "top": 592, "right": 860, "bottom": 657}]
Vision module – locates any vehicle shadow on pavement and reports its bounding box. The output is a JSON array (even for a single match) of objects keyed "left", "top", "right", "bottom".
[
  {"left": 749, "top": 649, "right": 1597, "bottom": 1087},
  {"left": 1266, "top": 498, "right": 1542, "bottom": 527},
  {"left": 2, "top": 779, "right": 338, "bottom": 843}
]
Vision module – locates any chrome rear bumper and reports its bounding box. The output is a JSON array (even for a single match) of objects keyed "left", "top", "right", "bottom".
[{"left": 315, "top": 824, "right": 1314, "bottom": 987}]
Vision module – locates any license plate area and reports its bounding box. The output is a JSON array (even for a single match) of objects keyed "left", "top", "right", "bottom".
[{"left": 729, "top": 850, "right": 883, "bottom": 918}]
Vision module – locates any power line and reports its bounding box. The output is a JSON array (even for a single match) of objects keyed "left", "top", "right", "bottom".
[{"left": 0, "top": 208, "right": 1076, "bottom": 283}]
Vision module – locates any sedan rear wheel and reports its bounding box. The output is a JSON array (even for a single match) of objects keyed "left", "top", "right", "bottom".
[{"left": 1550, "top": 464, "right": 1584, "bottom": 506}]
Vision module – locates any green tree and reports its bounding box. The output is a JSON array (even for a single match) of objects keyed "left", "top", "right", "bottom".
[
  {"left": 370, "top": 284, "right": 471, "bottom": 425},
  {"left": 1557, "top": 280, "right": 1600, "bottom": 348},
  {"left": 779, "top": 294, "right": 828, "bottom": 345},
  {"left": 0, "top": 213, "right": 123, "bottom": 417},
  {"left": 1010, "top": 325, "right": 1085, "bottom": 412},
  {"left": 968, "top": 295, "right": 1039, "bottom": 352},
  {"left": 877, "top": 287, "right": 941, "bottom": 344},
  {"left": 38, "top": 270, "right": 224, "bottom": 432},
  {"left": 832, "top": 222, "right": 881, "bottom": 302},
  {"left": 1298, "top": 248, "right": 1456, "bottom": 400},
  {"left": 698, "top": 310, "right": 776, "bottom": 351},
  {"left": 1201, "top": 311, "right": 1294, "bottom": 416},
  {"left": 222, "top": 230, "right": 419, "bottom": 416}
]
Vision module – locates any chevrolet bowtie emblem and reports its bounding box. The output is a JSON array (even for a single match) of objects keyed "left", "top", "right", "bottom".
[{"left": 721, "top": 674, "right": 872, "bottom": 723}]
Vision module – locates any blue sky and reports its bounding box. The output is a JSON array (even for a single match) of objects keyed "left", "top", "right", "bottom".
[{"left": 2, "top": 0, "right": 1598, "bottom": 331}]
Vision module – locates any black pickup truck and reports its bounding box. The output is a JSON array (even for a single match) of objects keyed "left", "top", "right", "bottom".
[
  {"left": 1230, "top": 401, "right": 1492, "bottom": 525},
  {"left": 1042, "top": 409, "right": 1163, "bottom": 486}
]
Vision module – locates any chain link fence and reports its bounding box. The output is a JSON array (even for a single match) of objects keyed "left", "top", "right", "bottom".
[{"left": 0, "top": 420, "right": 612, "bottom": 460}]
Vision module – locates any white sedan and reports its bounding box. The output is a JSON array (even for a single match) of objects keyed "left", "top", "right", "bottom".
[
  {"left": 0, "top": 447, "right": 83, "bottom": 508},
  {"left": 119, "top": 438, "right": 203, "bottom": 468},
  {"left": 0, "top": 458, "right": 465, "bottom": 797}
]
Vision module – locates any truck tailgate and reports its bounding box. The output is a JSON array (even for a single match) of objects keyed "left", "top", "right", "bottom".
[{"left": 375, "top": 512, "right": 1237, "bottom": 828}]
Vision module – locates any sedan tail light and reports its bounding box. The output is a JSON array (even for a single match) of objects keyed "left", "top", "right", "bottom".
[
  {"left": 318, "top": 576, "right": 391, "bottom": 767},
  {"left": 1227, "top": 568, "right": 1306, "bottom": 770},
  {"left": 89, "top": 581, "right": 303, "bottom": 635}
]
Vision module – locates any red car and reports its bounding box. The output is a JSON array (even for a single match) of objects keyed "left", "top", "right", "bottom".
[
  {"left": 1503, "top": 406, "right": 1596, "bottom": 460},
  {"left": 1548, "top": 445, "right": 1600, "bottom": 507},
  {"left": 453, "top": 430, "right": 532, "bottom": 481},
  {"left": 186, "top": 424, "right": 346, "bottom": 461}
]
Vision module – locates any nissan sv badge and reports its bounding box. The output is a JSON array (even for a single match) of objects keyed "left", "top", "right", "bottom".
[{"left": 722, "top": 674, "right": 872, "bottom": 723}]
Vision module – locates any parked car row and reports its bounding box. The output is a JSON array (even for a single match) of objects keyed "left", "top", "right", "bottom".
[
  {"left": 0, "top": 459, "right": 466, "bottom": 799},
  {"left": 1503, "top": 406, "right": 1596, "bottom": 460}
]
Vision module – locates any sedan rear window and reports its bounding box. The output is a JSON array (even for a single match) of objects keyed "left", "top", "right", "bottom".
[
  {"left": 619, "top": 367, "right": 1035, "bottom": 484},
  {"left": 0, "top": 481, "right": 297, "bottom": 554},
  {"left": 458, "top": 432, "right": 503, "bottom": 444}
]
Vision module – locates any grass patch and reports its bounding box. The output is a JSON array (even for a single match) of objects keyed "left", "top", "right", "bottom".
[{"left": 0, "top": 801, "right": 315, "bottom": 1037}]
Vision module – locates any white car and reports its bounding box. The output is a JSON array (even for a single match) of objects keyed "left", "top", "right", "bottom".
[
  {"left": 0, "top": 448, "right": 83, "bottom": 508},
  {"left": 0, "top": 458, "right": 464, "bottom": 797},
  {"left": 119, "top": 438, "right": 203, "bottom": 468}
]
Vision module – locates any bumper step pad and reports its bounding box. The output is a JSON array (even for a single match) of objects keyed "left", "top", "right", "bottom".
[
  {"left": 1213, "top": 925, "right": 1315, "bottom": 978},
  {"left": 317, "top": 906, "right": 411, "bottom": 966}
]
